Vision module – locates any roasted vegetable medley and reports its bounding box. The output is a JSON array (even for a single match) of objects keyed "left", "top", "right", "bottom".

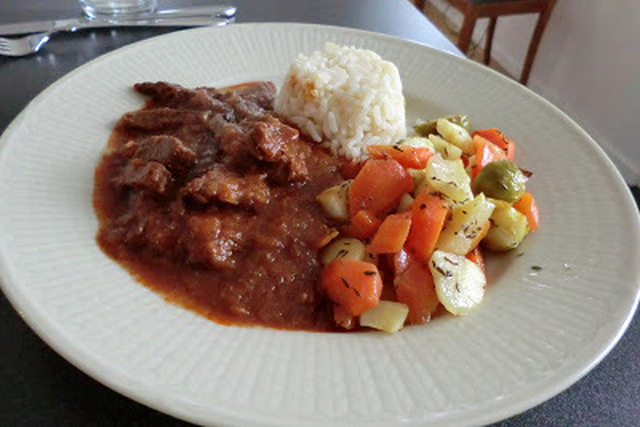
[{"left": 316, "top": 116, "right": 540, "bottom": 332}]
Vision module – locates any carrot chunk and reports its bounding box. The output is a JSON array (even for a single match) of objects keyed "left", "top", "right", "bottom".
[
  {"left": 472, "top": 128, "right": 515, "bottom": 161},
  {"left": 333, "top": 304, "right": 356, "bottom": 330},
  {"left": 392, "top": 248, "right": 411, "bottom": 276},
  {"left": 367, "top": 212, "right": 412, "bottom": 254},
  {"left": 465, "top": 246, "right": 486, "bottom": 273},
  {"left": 343, "top": 209, "right": 382, "bottom": 240},
  {"left": 366, "top": 144, "right": 433, "bottom": 169},
  {"left": 513, "top": 192, "right": 540, "bottom": 231},
  {"left": 394, "top": 255, "right": 439, "bottom": 324},
  {"left": 470, "top": 135, "right": 507, "bottom": 179},
  {"left": 320, "top": 258, "right": 383, "bottom": 316},
  {"left": 348, "top": 159, "right": 413, "bottom": 216},
  {"left": 406, "top": 191, "right": 449, "bottom": 263}
]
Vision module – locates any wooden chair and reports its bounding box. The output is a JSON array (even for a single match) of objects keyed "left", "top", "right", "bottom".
[{"left": 412, "top": 0, "right": 557, "bottom": 85}]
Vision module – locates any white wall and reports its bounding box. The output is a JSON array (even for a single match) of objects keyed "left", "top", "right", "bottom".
[{"left": 428, "top": 0, "right": 640, "bottom": 185}]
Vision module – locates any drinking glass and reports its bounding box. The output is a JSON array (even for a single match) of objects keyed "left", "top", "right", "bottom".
[{"left": 79, "top": 0, "right": 158, "bottom": 19}]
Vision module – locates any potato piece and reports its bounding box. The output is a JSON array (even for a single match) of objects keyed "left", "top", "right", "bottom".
[
  {"left": 320, "top": 237, "right": 366, "bottom": 265},
  {"left": 484, "top": 199, "right": 529, "bottom": 251},
  {"left": 428, "top": 134, "right": 463, "bottom": 160},
  {"left": 436, "top": 194, "right": 495, "bottom": 255},
  {"left": 359, "top": 300, "right": 409, "bottom": 333},
  {"left": 429, "top": 250, "right": 486, "bottom": 316},
  {"left": 436, "top": 118, "right": 475, "bottom": 155},
  {"left": 316, "top": 180, "right": 351, "bottom": 221},
  {"left": 417, "top": 155, "right": 473, "bottom": 204}
]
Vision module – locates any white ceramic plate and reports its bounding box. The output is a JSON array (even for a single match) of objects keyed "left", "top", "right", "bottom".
[{"left": 0, "top": 23, "right": 639, "bottom": 426}]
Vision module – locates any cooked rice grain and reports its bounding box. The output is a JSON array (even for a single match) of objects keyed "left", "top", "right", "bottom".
[{"left": 275, "top": 43, "right": 406, "bottom": 160}]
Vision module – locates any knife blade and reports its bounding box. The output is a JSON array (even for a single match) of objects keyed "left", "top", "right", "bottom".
[{"left": 0, "top": 5, "right": 237, "bottom": 36}]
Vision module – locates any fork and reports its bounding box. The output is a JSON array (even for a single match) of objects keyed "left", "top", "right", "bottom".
[
  {"left": 0, "top": 17, "right": 232, "bottom": 57},
  {"left": 0, "top": 33, "right": 54, "bottom": 57}
]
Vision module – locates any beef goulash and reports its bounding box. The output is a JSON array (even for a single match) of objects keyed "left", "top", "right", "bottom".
[{"left": 94, "top": 81, "right": 350, "bottom": 331}]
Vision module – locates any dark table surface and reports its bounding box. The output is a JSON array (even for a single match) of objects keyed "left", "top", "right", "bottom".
[{"left": 1, "top": 0, "right": 638, "bottom": 425}]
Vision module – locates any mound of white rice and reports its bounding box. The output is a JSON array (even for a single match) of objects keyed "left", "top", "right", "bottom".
[{"left": 275, "top": 42, "right": 406, "bottom": 160}]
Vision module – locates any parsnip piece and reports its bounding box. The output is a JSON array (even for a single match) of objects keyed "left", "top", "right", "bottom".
[
  {"left": 436, "top": 194, "right": 495, "bottom": 255},
  {"left": 398, "top": 136, "right": 435, "bottom": 151},
  {"left": 396, "top": 193, "right": 415, "bottom": 212},
  {"left": 364, "top": 251, "right": 379, "bottom": 265},
  {"left": 359, "top": 300, "right": 409, "bottom": 333},
  {"left": 465, "top": 154, "right": 476, "bottom": 177},
  {"left": 320, "top": 237, "right": 366, "bottom": 265},
  {"left": 316, "top": 180, "right": 351, "bottom": 221},
  {"left": 414, "top": 115, "right": 471, "bottom": 136},
  {"left": 407, "top": 168, "right": 427, "bottom": 196},
  {"left": 418, "top": 155, "right": 473, "bottom": 204},
  {"left": 484, "top": 199, "right": 529, "bottom": 251},
  {"left": 429, "top": 250, "right": 486, "bottom": 315},
  {"left": 436, "top": 118, "right": 475, "bottom": 154},
  {"left": 428, "top": 134, "right": 463, "bottom": 160}
]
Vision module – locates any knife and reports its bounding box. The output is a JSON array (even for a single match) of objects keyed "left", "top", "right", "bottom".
[{"left": 0, "top": 5, "right": 237, "bottom": 36}]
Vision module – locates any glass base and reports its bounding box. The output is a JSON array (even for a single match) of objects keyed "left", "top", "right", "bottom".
[{"left": 80, "top": 1, "right": 157, "bottom": 19}]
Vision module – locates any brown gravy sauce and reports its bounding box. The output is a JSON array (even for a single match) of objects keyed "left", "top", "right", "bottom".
[{"left": 93, "top": 81, "right": 350, "bottom": 331}]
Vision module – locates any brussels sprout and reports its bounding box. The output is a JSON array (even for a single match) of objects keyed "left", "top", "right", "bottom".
[
  {"left": 484, "top": 199, "right": 529, "bottom": 251},
  {"left": 472, "top": 160, "right": 527, "bottom": 203}
]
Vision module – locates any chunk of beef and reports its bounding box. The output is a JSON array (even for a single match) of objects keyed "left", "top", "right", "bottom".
[
  {"left": 120, "top": 135, "right": 196, "bottom": 174},
  {"left": 232, "top": 81, "right": 277, "bottom": 110},
  {"left": 251, "top": 115, "right": 309, "bottom": 182},
  {"left": 227, "top": 96, "right": 269, "bottom": 122},
  {"left": 217, "top": 81, "right": 277, "bottom": 122},
  {"left": 114, "top": 159, "right": 171, "bottom": 194},
  {"left": 120, "top": 209, "right": 178, "bottom": 253},
  {"left": 120, "top": 108, "right": 209, "bottom": 132},
  {"left": 181, "top": 167, "right": 270, "bottom": 207},
  {"left": 182, "top": 214, "right": 244, "bottom": 269},
  {"left": 206, "top": 114, "right": 253, "bottom": 161},
  {"left": 134, "top": 81, "right": 231, "bottom": 114}
]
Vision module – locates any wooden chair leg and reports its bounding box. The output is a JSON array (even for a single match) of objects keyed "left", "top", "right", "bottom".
[
  {"left": 457, "top": 11, "right": 478, "bottom": 54},
  {"left": 520, "top": 0, "right": 558, "bottom": 84},
  {"left": 412, "top": 0, "right": 426, "bottom": 11},
  {"left": 484, "top": 17, "right": 497, "bottom": 65}
]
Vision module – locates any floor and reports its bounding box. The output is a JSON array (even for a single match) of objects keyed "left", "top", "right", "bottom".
[{"left": 418, "top": 1, "right": 513, "bottom": 79}]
